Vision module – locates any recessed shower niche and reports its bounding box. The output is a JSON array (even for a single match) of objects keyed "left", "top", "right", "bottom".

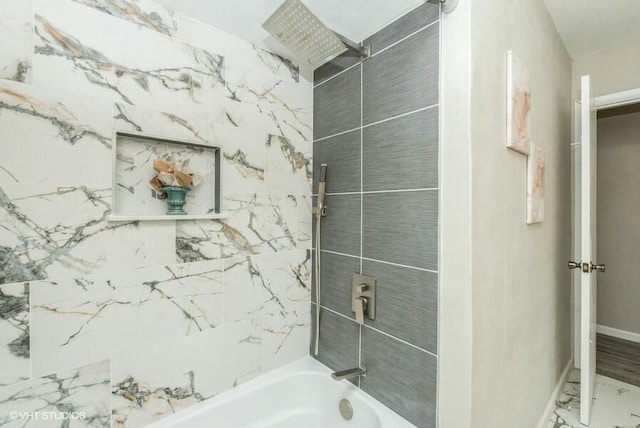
[{"left": 109, "top": 131, "right": 223, "bottom": 221}]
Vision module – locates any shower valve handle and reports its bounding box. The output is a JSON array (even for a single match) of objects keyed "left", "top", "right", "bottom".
[{"left": 354, "top": 297, "right": 367, "bottom": 325}]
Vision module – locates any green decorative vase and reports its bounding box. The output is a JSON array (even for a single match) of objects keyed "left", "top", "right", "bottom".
[{"left": 163, "top": 186, "right": 190, "bottom": 215}]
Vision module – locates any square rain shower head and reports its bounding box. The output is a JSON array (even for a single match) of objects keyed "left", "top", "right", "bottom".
[{"left": 262, "top": 0, "right": 348, "bottom": 69}]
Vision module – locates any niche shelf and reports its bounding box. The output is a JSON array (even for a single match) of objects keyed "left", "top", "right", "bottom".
[{"left": 108, "top": 130, "right": 225, "bottom": 222}]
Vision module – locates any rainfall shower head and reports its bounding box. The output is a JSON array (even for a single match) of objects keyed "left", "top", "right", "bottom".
[{"left": 263, "top": 0, "right": 369, "bottom": 69}]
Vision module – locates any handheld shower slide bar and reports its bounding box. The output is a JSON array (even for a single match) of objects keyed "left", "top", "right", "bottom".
[{"left": 313, "top": 163, "right": 328, "bottom": 355}]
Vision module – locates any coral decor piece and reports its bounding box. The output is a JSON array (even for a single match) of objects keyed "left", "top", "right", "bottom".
[
  {"left": 526, "top": 143, "right": 545, "bottom": 224},
  {"left": 149, "top": 158, "right": 203, "bottom": 199},
  {"left": 506, "top": 51, "right": 531, "bottom": 155}
]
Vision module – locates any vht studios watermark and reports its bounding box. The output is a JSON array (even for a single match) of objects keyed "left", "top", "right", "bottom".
[{"left": 9, "top": 411, "right": 87, "bottom": 421}]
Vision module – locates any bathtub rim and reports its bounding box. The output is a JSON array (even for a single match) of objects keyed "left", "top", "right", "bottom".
[{"left": 146, "top": 356, "right": 416, "bottom": 428}]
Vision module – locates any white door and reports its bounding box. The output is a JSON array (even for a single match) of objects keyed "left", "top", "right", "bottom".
[{"left": 578, "top": 74, "right": 604, "bottom": 425}]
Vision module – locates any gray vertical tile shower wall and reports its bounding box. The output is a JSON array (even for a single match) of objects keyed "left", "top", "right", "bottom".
[{"left": 312, "top": 4, "right": 439, "bottom": 428}]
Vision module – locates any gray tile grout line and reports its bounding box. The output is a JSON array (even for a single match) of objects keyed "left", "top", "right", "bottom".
[
  {"left": 366, "top": 18, "right": 440, "bottom": 59},
  {"left": 313, "top": 11, "right": 442, "bottom": 392},
  {"left": 313, "top": 103, "right": 438, "bottom": 143},
  {"left": 313, "top": 18, "right": 440, "bottom": 89},
  {"left": 313, "top": 61, "right": 362, "bottom": 89},
  {"left": 312, "top": 302, "right": 438, "bottom": 359},
  {"left": 313, "top": 188, "right": 438, "bottom": 197},
  {"left": 363, "top": 103, "right": 438, "bottom": 129},
  {"left": 320, "top": 248, "right": 439, "bottom": 274}
]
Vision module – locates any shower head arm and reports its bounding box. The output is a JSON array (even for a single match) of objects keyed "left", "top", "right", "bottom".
[{"left": 333, "top": 31, "right": 371, "bottom": 61}]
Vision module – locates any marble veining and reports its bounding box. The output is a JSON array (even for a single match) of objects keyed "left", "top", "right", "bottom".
[
  {"left": 0, "top": 0, "right": 313, "bottom": 424},
  {"left": 265, "top": 134, "right": 312, "bottom": 195},
  {"left": 296, "top": 195, "right": 312, "bottom": 249},
  {"left": 223, "top": 251, "right": 311, "bottom": 371},
  {"left": 0, "top": 184, "right": 175, "bottom": 285},
  {"left": 0, "top": 360, "right": 111, "bottom": 427},
  {"left": 33, "top": 0, "right": 225, "bottom": 122},
  {"left": 227, "top": 42, "right": 299, "bottom": 84},
  {"left": 0, "top": 0, "right": 33, "bottom": 83},
  {"left": 549, "top": 369, "right": 640, "bottom": 428},
  {"left": 225, "top": 39, "right": 305, "bottom": 114},
  {"left": 216, "top": 125, "right": 266, "bottom": 195},
  {"left": 71, "top": 0, "right": 178, "bottom": 36},
  {"left": 30, "top": 260, "right": 223, "bottom": 377},
  {"left": 111, "top": 320, "right": 261, "bottom": 427},
  {"left": 0, "top": 81, "right": 112, "bottom": 187},
  {"left": 255, "top": 252, "right": 311, "bottom": 371},
  {"left": 226, "top": 99, "right": 312, "bottom": 143},
  {"left": 176, "top": 194, "right": 298, "bottom": 262},
  {"left": 115, "top": 103, "right": 215, "bottom": 146},
  {"left": 0, "top": 283, "right": 30, "bottom": 387}
]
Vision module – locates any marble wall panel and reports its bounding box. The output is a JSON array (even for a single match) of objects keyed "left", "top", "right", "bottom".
[
  {"left": 265, "top": 134, "right": 312, "bottom": 195},
  {"left": 30, "top": 260, "right": 223, "bottom": 377},
  {"left": 71, "top": 0, "right": 179, "bottom": 36},
  {"left": 0, "top": 283, "right": 30, "bottom": 387},
  {"left": 33, "top": 0, "right": 225, "bottom": 122},
  {"left": 0, "top": 0, "right": 33, "bottom": 83},
  {"left": 0, "top": 80, "right": 112, "bottom": 188},
  {"left": 225, "top": 99, "right": 312, "bottom": 143},
  {"left": 0, "top": 360, "right": 111, "bottom": 427},
  {"left": 216, "top": 124, "right": 266, "bottom": 195},
  {"left": 111, "top": 321, "right": 261, "bottom": 427},
  {"left": 255, "top": 251, "right": 311, "bottom": 371},
  {"left": 0, "top": 184, "right": 175, "bottom": 285},
  {"left": 176, "top": 194, "right": 298, "bottom": 262}
]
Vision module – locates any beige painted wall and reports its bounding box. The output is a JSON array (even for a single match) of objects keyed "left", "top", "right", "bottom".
[
  {"left": 597, "top": 111, "right": 640, "bottom": 336},
  {"left": 573, "top": 38, "right": 640, "bottom": 98},
  {"left": 469, "top": 0, "right": 572, "bottom": 426}
]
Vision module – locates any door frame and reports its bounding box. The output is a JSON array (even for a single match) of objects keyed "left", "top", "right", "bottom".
[{"left": 572, "top": 86, "right": 640, "bottom": 369}]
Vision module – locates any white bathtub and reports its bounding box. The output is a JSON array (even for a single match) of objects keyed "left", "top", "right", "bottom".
[{"left": 149, "top": 357, "right": 416, "bottom": 428}]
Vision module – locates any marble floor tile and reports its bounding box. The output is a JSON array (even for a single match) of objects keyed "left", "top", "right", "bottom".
[{"left": 548, "top": 368, "right": 640, "bottom": 428}]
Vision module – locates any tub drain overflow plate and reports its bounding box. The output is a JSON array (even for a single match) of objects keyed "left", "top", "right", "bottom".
[{"left": 339, "top": 398, "right": 353, "bottom": 420}]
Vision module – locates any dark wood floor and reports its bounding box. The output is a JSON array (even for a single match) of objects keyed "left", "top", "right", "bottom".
[{"left": 596, "top": 333, "right": 640, "bottom": 387}]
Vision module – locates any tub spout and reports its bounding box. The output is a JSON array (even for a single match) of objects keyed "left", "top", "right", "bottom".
[{"left": 331, "top": 367, "right": 366, "bottom": 381}]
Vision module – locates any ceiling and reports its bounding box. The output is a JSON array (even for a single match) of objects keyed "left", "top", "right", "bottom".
[
  {"left": 157, "top": 0, "right": 640, "bottom": 64},
  {"left": 544, "top": 0, "right": 640, "bottom": 59},
  {"left": 157, "top": 0, "right": 423, "bottom": 62}
]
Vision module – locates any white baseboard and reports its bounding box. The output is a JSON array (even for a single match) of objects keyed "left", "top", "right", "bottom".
[
  {"left": 597, "top": 324, "right": 640, "bottom": 344},
  {"left": 536, "top": 359, "right": 573, "bottom": 428}
]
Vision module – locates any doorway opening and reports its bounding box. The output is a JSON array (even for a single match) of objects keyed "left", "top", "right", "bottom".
[
  {"left": 594, "top": 101, "right": 640, "bottom": 387},
  {"left": 550, "top": 87, "right": 640, "bottom": 428}
]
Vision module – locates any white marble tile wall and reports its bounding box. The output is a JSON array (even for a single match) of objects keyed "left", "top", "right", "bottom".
[
  {"left": 0, "top": 0, "right": 33, "bottom": 83},
  {"left": 0, "top": 283, "right": 29, "bottom": 387},
  {"left": 0, "top": 0, "right": 312, "bottom": 426}
]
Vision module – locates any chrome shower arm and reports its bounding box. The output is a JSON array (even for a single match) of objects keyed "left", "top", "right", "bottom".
[{"left": 333, "top": 31, "right": 371, "bottom": 61}]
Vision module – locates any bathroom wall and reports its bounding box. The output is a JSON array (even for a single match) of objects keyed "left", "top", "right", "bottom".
[
  {"left": 311, "top": 4, "right": 440, "bottom": 427},
  {"left": 572, "top": 38, "right": 640, "bottom": 98},
  {"left": 0, "top": 0, "right": 312, "bottom": 426},
  {"left": 596, "top": 109, "right": 640, "bottom": 337},
  {"left": 469, "top": 0, "right": 572, "bottom": 427}
]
